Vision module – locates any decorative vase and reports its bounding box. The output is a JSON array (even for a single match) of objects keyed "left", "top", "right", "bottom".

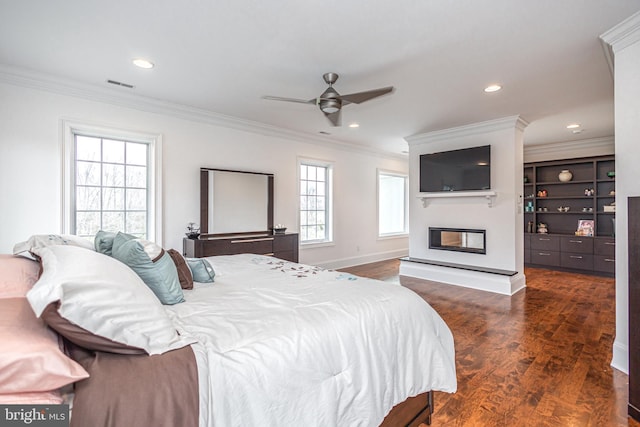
[{"left": 558, "top": 170, "right": 573, "bottom": 182}]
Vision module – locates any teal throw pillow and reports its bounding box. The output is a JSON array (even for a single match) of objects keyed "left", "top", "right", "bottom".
[
  {"left": 186, "top": 258, "right": 215, "bottom": 283},
  {"left": 94, "top": 230, "right": 118, "bottom": 256},
  {"left": 111, "top": 232, "right": 184, "bottom": 305}
]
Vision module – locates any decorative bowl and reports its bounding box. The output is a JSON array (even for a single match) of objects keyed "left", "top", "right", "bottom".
[
  {"left": 271, "top": 223, "right": 287, "bottom": 234},
  {"left": 185, "top": 232, "right": 200, "bottom": 239}
]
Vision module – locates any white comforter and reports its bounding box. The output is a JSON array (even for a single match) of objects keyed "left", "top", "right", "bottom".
[{"left": 165, "top": 254, "right": 456, "bottom": 427}]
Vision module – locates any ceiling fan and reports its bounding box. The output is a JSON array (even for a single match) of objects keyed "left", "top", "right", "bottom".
[{"left": 262, "top": 72, "right": 394, "bottom": 126}]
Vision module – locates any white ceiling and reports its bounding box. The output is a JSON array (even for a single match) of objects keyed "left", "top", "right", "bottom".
[{"left": 1, "top": 1, "right": 639, "bottom": 155}]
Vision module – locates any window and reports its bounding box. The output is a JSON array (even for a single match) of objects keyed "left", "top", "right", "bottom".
[
  {"left": 63, "top": 122, "right": 161, "bottom": 242},
  {"left": 378, "top": 171, "right": 408, "bottom": 236},
  {"left": 299, "top": 161, "right": 332, "bottom": 244}
]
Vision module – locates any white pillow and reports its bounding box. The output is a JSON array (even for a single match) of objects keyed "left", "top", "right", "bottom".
[
  {"left": 13, "top": 234, "right": 95, "bottom": 255},
  {"left": 26, "top": 245, "right": 195, "bottom": 355}
]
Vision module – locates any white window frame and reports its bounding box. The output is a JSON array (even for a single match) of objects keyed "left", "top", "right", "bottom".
[
  {"left": 298, "top": 158, "right": 334, "bottom": 246},
  {"left": 62, "top": 120, "right": 163, "bottom": 243},
  {"left": 377, "top": 169, "right": 409, "bottom": 238}
]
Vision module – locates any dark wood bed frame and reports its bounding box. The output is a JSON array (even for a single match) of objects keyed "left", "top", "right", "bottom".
[{"left": 380, "top": 391, "right": 433, "bottom": 426}]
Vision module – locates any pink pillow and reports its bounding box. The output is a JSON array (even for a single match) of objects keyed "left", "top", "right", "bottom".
[
  {"left": 0, "top": 298, "right": 89, "bottom": 394},
  {"left": 0, "top": 255, "right": 40, "bottom": 298},
  {"left": 0, "top": 391, "right": 63, "bottom": 404}
]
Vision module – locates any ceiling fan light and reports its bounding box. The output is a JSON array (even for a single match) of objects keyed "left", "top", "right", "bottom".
[{"left": 320, "top": 99, "right": 341, "bottom": 114}]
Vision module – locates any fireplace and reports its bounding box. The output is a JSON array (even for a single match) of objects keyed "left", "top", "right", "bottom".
[{"left": 429, "top": 227, "right": 486, "bottom": 254}]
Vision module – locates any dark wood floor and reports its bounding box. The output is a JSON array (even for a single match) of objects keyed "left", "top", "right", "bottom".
[{"left": 340, "top": 260, "right": 638, "bottom": 427}]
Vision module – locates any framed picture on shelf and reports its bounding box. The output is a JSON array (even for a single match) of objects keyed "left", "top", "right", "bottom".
[{"left": 576, "top": 219, "right": 594, "bottom": 237}]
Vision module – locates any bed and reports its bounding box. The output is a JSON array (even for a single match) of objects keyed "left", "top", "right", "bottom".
[{"left": 1, "top": 234, "right": 457, "bottom": 427}]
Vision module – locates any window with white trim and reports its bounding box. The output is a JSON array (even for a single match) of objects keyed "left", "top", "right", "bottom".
[
  {"left": 299, "top": 161, "right": 332, "bottom": 244},
  {"left": 64, "top": 122, "right": 161, "bottom": 242},
  {"left": 378, "top": 170, "right": 408, "bottom": 236}
]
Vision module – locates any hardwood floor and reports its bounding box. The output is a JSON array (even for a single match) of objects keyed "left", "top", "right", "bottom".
[{"left": 339, "top": 260, "right": 638, "bottom": 427}]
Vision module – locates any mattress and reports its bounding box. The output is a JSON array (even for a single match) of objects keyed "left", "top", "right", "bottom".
[{"left": 165, "top": 254, "right": 457, "bottom": 426}]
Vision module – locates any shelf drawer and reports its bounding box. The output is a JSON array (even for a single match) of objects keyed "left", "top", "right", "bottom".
[
  {"left": 194, "top": 237, "right": 274, "bottom": 257},
  {"left": 594, "top": 238, "right": 616, "bottom": 256},
  {"left": 194, "top": 239, "right": 233, "bottom": 257},
  {"left": 530, "top": 235, "right": 560, "bottom": 251},
  {"left": 594, "top": 255, "right": 616, "bottom": 274},
  {"left": 274, "top": 250, "right": 295, "bottom": 262},
  {"left": 273, "top": 234, "right": 297, "bottom": 252},
  {"left": 227, "top": 237, "right": 275, "bottom": 255},
  {"left": 560, "top": 252, "right": 594, "bottom": 270},
  {"left": 531, "top": 250, "right": 560, "bottom": 267},
  {"left": 560, "top": 236, "right": 593, "bottom": 254}
]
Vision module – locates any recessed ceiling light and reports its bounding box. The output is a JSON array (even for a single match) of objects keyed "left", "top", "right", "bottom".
[
  {"left": 566, "top": 123, "right": 580, "bottom": 129},
  {"left": 484, "top": 84, "right": 502, "bottom": 93},
  {"left": 348, "top": 123, "right": 360, "bottom": 128},
  {"left": 133, "top": 58, "right": 154, "bottom": 69}
]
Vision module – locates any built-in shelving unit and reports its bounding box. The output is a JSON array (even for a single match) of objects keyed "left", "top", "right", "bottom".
[{"left": 523, "top": 155, "right": 615, "bottom": 276}]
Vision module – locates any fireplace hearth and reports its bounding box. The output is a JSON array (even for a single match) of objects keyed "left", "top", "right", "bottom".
[{"left": 429, "top": 227, "right": 486, "bottom": 254}]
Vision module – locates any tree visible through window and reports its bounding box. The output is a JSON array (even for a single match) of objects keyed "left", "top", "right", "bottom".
[
  {"left": 74, "top": 135, "right": 149, "bottom": 238},
  {"left": 299, "top": 162, "right": 332, "bottom": 243}
]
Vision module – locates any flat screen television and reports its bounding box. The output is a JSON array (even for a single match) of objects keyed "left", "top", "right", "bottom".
[{"left": 419, "top": 145, "right": 491, "bottom": 192}]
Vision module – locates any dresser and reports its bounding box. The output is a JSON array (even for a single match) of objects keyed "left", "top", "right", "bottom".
[
  {"left": 183, "top": 233, "right": 299, "bottom": 263},
  {"left": 525, "top": 234, "right": 615, "bottom": 275}
]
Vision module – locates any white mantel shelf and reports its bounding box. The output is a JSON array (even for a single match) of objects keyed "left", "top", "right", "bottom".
[{"left": 417, "top": 191, "right": 497, "bottom": 207}]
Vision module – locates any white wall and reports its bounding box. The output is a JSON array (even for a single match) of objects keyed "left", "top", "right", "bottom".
[
  {"left": 403, "top": 116, "right": 527, "bottom": 294},
  {"left": 0, "top": 80, "right": 408, "bottom": 268},
  {"left": 601, "top": 11, "right": 640, "bottom": 374}
]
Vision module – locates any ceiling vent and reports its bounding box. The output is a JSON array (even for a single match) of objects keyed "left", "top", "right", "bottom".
[{"left": 106, "top": 79, "right": 134, "bottom": 89}]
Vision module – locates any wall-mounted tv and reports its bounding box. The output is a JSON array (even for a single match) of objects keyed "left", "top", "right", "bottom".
[{"left": 419, "top": 145, "right": 491, "bottom": 192}]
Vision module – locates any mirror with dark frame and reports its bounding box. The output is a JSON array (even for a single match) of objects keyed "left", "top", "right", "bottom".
[{"left": 200, "top": 168, "right": 274, "bottom": 236}]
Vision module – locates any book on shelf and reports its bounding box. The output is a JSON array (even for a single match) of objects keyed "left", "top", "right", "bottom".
[{"left": 576, "top": 219, "right": 594, "bottom": 237}]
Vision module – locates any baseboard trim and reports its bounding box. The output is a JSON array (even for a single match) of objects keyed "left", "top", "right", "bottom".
[
  {"left": 313, "top": 249, "right": 409, "bottom": 270},
  {"left": 611, "top": 340, "right": 629, "bottom": 374}
]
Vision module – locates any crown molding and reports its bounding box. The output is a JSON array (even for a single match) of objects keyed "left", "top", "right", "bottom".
[
  {"left": 599, "top": 10, "right": 640, "bottom": 79},
  {"left": 599, "top": 38, "right": 615, "bottom": 79},
  {"left": 600, "top": 10, "right": 640, "bottom": 54},
  {"left": 0, "top": 64, "right": 406, "bottom": 160},
  {"left": 524, "top": 136, "right": 614, "bottom": 163},
  {"left": 404, "top": 115, "right": 529, "bottom": 146}
]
